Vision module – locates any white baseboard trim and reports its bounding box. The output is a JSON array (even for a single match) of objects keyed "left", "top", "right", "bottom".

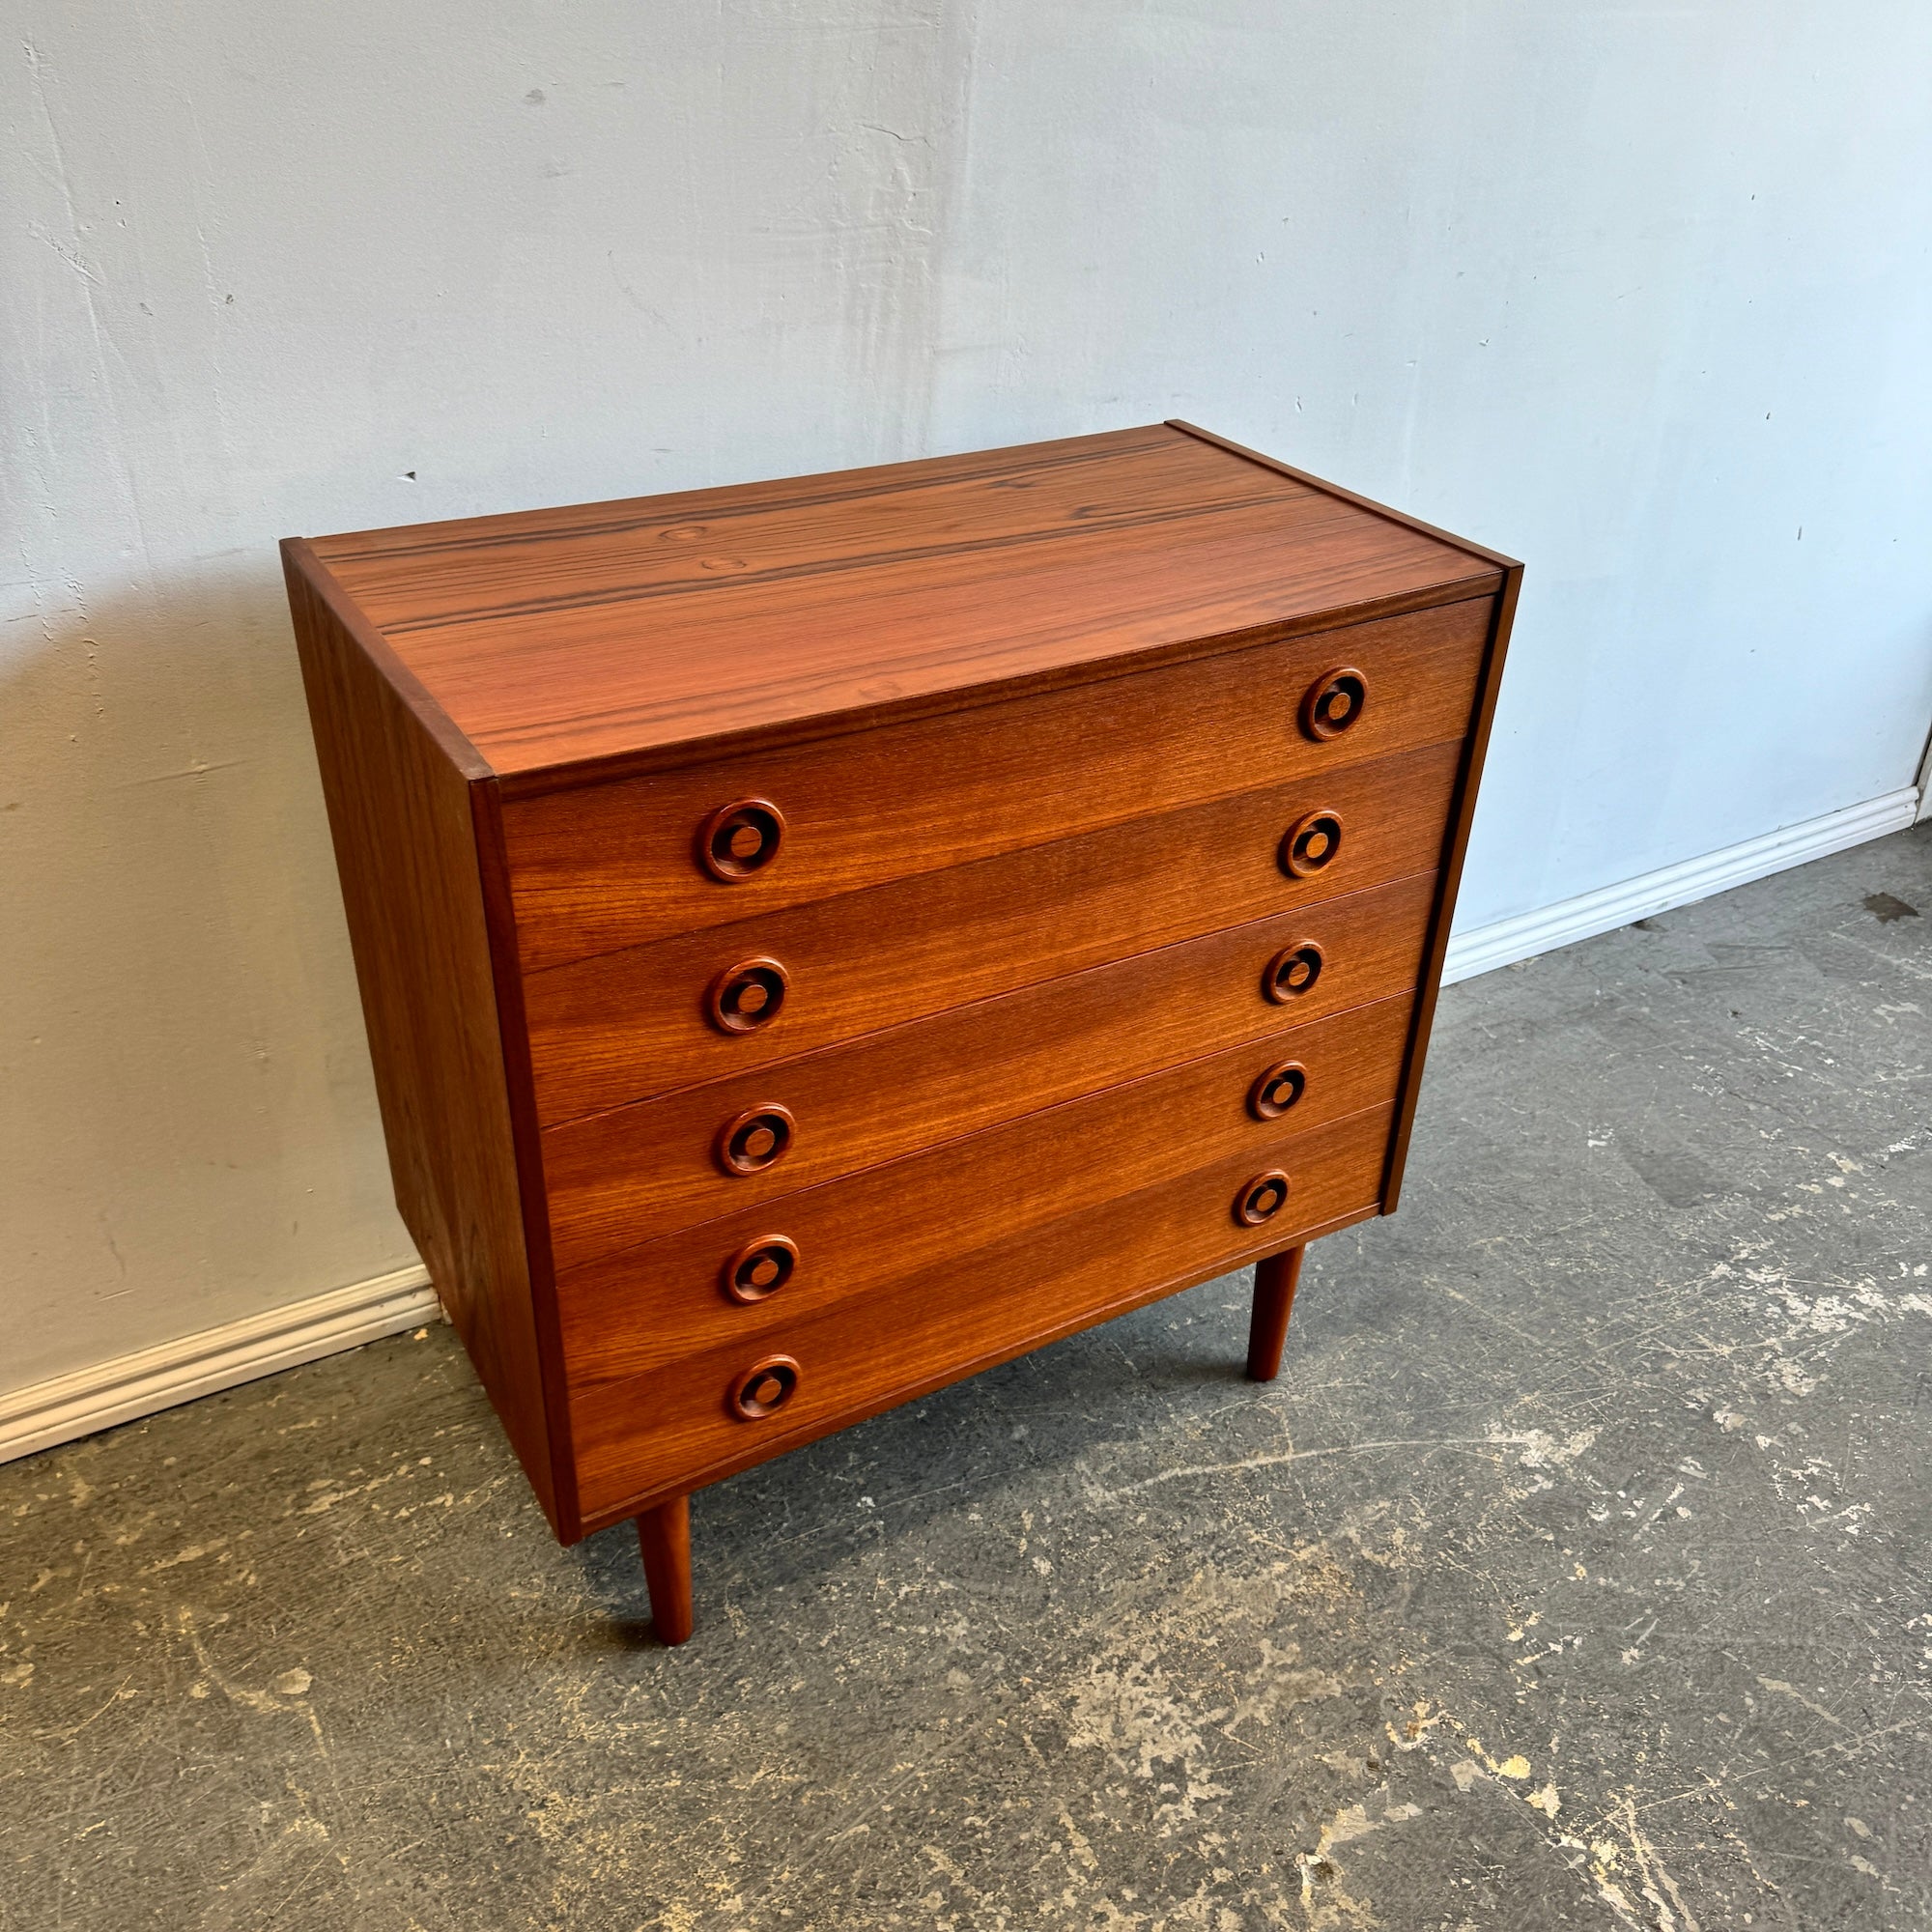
[
  {"left": 0, "top": 1264, "right": 438, "bottom": 1466},
  {"left": 1442, "top": 786, "right": 1921, "bottom": 986}
]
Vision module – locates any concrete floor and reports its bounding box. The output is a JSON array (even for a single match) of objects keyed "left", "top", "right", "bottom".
[{"left": 5, "top": 824, "right": 1929, "bottom": 1931}]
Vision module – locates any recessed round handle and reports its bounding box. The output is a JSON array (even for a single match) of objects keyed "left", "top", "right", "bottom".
[
  {"left": 1235, "top": 1169, "right": 1292, "bottom": 1227},
  {"left": 1263, "top": 941, "right": 1324, "bottom": 1004},
  {"left": 1248, "top": 1061, "right": 1308, "bottom": 1122},
  {"left": 1300, "top": 667, "right": 1368, "bottom": 741},
  {"left": 715, "top": 1104, "right": 796, "bottom": 1176},
  {"left": 698, "top": 799, "right": 785, "bottom": 882},
  {"left": 721, "top": 1235, "right": 799, "bottom": 1304},
  {"left": 706, "top": 956, "right": 789, "bottom": 1035},
  {"left": 1280, "top": 809, "right": 1344, "bottom": 879},
  {"left": 729, "top": 1354, "right": 801, "bottom": 1420}
]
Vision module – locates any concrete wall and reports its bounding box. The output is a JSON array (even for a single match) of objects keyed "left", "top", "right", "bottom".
[{"left": 6, "top": 1, "right": 1929, "bottom": 1395}]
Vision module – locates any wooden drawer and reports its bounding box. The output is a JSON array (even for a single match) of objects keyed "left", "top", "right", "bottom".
[
  {"left": 501, "top": 597, "right": 1491, "bottom": 973},
  {"left": 570, "top": 1101, "right": 1395, "bottom": 1521},
  {"left": 555, "top": 993, "right": 1412, "bottom": 1390},
  {"left": 543, "top": 871, "right": 1436, "bottom": 1269},
  {"left": 526, "top": 737, "right": 1460, "bottom": 1125}
]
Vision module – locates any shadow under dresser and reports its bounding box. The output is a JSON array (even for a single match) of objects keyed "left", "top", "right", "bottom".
[{"left": 283, "top": 421, "right": 1520, "bottom": 1641}]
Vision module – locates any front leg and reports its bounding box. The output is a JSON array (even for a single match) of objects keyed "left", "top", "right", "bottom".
[
  {"left": 1245, "top": 1245, "right": 1305, "bottom": 1381},
  {"left": 636, "top": 1494, "right": 694, "bottom": 1644}
]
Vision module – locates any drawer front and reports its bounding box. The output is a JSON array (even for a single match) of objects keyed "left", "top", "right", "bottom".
[
  {"left": 555, "top": 995, "right": 1412, "bottom": 1390},
  {"left": 569, "top": 1102, "right": 1395, "bottom": 1520},
  {"left": 526, "top": 736, "right": 1460, "bottom": 1125},
  {"left": 503, "top": 596, "right": 1492, "bottom": 972},
  {"left": 543, "top": 871, "right": 1436, "bottom": 1269}
]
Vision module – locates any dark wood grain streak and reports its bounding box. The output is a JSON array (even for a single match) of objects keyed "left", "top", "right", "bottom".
[
  {"left": 281, "top": 551, "right": 566, "bottom": 1533},
  {"left": 500, "top": 570, "right": 1497, "bottom": 800},
  {"left": 327, "top": 438, "right": 1297, "bottom": 634},
  {"left": 282, "top": 538, "right": 487, "bottom": 779},
  {"left": 542, "top": 873, "right": 1437, "bottom": 1269},
  {"left": 554, "top": 997, "right": 1413, "bottom": 1394},
  {"left": 502, "top": 597, "right": 1492, "bottom": 971},
  {"left": 526, "top": 739, "right": 1463, "bottom": 1125},
  {"left": 404, "top": 506, "right": 1489, "bottom": 778},
  {"left": 1165, "top": 421, "right": 1521, "bottom": 572},
  {"left": 297, "top": 426, "right": 1495, "bottom": 781},
  {"left": 317, "top": 427, "right": 1179, "bottom": 568},
  {"left": 570, "top": 1104, "right": 1395, "bottom": 1522}
]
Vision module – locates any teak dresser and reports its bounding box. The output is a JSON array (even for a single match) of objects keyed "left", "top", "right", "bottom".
[{"left": 284, "top": 423, "right": 1520, "bottom": 1642}]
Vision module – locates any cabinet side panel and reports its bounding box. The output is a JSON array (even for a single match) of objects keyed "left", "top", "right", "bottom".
[
  {"left": 283, "top": 549, "right": 565, "bottom": 1534},
  {"left": 1380, "top": 565, "right": 1523, "bottom": 1208}
]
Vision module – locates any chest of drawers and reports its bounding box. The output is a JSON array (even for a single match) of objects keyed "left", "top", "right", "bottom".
[{"left": 284, "top": 422, "right": 1519, "bottom": 1642}]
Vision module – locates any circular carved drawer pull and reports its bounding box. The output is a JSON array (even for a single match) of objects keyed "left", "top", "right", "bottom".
[
  {"left": 698, "top": 799, "right": 784, "bottom": 882},
  {"left": 1249, "top": 1061, "right": 1308, "bottom": 1122},
  {"left": 1264, "top": 941, "right": 1324, "bottom": 1003},
  {"left": 1300, "top": 667, "right": 1368, "bottom": 741},
  {"left": 722, "top": 1235, "right": 800, "bottom": 1304},
  {"left": 716, "top": 1104, "right": 796, "bottom": 1176},
  {"left": 1235, "top": 1170, "right": 1293, "bottom": 1227},
  {"left": 707, "top": 956, "right": 789, "bottom": 1035},
  {"left": 1280, "top": 809, "right": 1343, "bottom": 879},
  {"left": 729, "top": 1354, "right": 801, "bottom": 1420}
]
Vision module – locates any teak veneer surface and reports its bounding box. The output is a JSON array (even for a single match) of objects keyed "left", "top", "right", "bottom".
[
  {"left": 283, "top": 421, "right": 1520, "bottom": 1579},
  {"left": 502, "top": 596, "right": 1490, "bottom": 970},
  {"left": 555, "top": 995, "right": 1414, "bottom": 1391},
  {"left": 570, "top": 1103, "right": 1396, "bottom": 1522},
  {"left": 525, "top": 739, "right": 1463, "bottom": 1124},
  {"left": 300, "top": 425, "right": 1498, "bottom": 780},
  {"left": 542, "top": 872, "right": 1437, "bottom": 1268},
  {"left": 283, "top": 561, "right": 568, "bottom": 1529}
]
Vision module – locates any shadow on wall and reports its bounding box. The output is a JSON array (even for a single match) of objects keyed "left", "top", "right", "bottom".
[{"left": 1, "top": 557, "right": 412, "bottom": 1388}]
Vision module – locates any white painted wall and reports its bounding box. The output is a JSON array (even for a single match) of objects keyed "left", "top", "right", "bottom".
[{"left": 6, "top": 2, "right": 1929, "bottom": 1400}]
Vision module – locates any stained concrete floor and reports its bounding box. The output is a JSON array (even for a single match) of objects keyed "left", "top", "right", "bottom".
[{"left": 5, "top": 825, "right": 1931, "bottom": 1932}]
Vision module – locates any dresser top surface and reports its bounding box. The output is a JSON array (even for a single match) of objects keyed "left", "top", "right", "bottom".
[{"left": 292, "top": 422, "right": 1504, "bottom": 783}]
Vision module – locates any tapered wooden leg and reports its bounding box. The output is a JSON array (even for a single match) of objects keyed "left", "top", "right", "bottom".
[
  {"left": 636, "top": 1494, "right": 694, "bottom": 1645},
  {"left": 1246, "top": 1245, "right": 1305, "bottom": 1381}
]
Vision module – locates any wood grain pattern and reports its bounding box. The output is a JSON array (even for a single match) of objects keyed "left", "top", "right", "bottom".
[
  {"left": 1380, "top": 561, "right": 1524, "bottom": 1210},
  {"left": 1158, "top": 420, "right": 1527, "bottom": 1216},
  {"left": 283, "top": 422, "right": 1519, "bottom": 1572},
  {"left": 316, "top": 431, "right": 1271, "bottom": 627},
  {"left": 318, "top": 428, "right": 1171, "bottom": 561},
  {"left": 298, "top": 425, "right": 1497, "bottom": 781},
  {"left": 281, "top": 549, "right": 569, "bottom": 1533},
  {"left": 554, "top": 995, "right": 1413, "bottom": 1393},
  {"left": 1246, "top": 1246, "right": 1304, "bottom": 1381},
  {"left": 526, "top": 738, "right": 1463, "bottom": 1125},
  {"left": 635, "top": 1496, "right": 693, "bottom": 1646},
  {"left": 571, "top": 1103, "right": 1395, "bottom": 1522},
  {"left": 542, "top": 871, "right": 1437, "bottom": 1269},
  {"left": 1165, "top": 421, "right": 1522, "bottom": 571},
  {"left": 501, "top": 596, "right": 1492, "bottom": 970}
]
